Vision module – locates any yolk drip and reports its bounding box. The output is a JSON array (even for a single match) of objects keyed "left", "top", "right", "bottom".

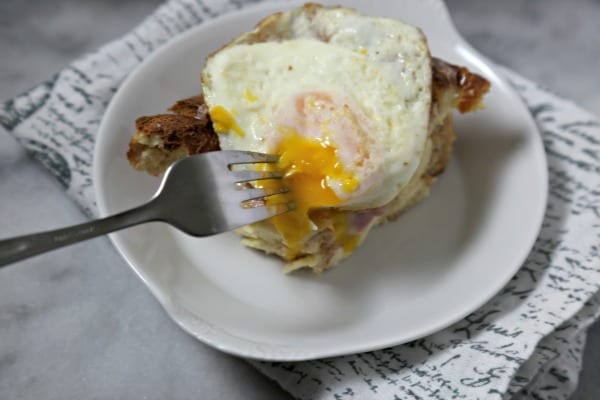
[
  {"left": 209, "top": 105, "right": 245, "bottom": 137},
  {"left": 267, "top": 130, "right": 359, "bottom": 258}
]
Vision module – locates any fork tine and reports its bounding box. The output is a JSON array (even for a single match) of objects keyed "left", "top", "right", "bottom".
[
  {"left": 238, "top": 185, "right": 290, "bottom": 200},
  {"left": 234, "top": 202, "right": 295, "bottom": 227},
  {"left": 232, "top": 170, "right": 283, "bottom": 183},
  {"left": 224, "top": 150, "right": 279, "bottom": 166},
  {"left": 156, "top": 150, "right": 296, "bottom": 236}
]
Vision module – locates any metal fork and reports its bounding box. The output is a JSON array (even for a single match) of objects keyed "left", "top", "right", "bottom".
[{"left": 0, "top": 150, "right": 294, "bottom": 268}]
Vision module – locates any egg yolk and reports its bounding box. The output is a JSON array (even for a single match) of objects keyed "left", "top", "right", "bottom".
[
  {"left": 209, "top": 105, "right": 245, "bottom": 137},
  {"left": 266, "top": 130, "right": 359, "bottom": 259}
]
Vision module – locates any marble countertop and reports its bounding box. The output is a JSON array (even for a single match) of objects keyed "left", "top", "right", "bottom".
[{"left": 0, "top": 0, "right": 598, "bottom": 398}]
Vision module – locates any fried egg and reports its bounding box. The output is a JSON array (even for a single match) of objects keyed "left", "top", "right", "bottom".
[{"left": 201, "top": 5, "right": 432, "bottom": 258}]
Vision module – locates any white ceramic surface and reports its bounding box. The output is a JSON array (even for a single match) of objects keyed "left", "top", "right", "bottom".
[{"left": 93, "top": 0, "right": 548, "bottom": 361}]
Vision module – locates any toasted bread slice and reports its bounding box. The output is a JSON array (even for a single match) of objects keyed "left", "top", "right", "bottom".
[{"left": 127, "top": 97, "right": 219, "bottom": 176}]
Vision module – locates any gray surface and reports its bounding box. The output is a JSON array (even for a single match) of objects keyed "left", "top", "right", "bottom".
[{"left": 0, "top": 0, "right": 598, "bottom": 399}]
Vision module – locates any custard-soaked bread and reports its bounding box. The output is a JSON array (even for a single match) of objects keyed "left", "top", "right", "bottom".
[{"left": 127, "top": 4, "right": 490, "bottom": 273}]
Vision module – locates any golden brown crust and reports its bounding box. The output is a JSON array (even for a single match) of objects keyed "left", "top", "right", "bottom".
[
  {"left": 168, "top": 95, "right": 209, "bottom": 119},
  {"left": 431, "top": 57, "right": 490, "bottom": 113},
  {"left": 126, "top": 95, "right": 221, "bottom": 175},
  {"left": 426, "top": 58, "right": 489, "bottom": 177},
  {"left": 134, "top": 113, "right": 220, "bottom": 154}
]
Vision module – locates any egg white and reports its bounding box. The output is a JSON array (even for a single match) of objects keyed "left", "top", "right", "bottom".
[{"left": 201, "top": 6, "right": 432, "bottom": 209}]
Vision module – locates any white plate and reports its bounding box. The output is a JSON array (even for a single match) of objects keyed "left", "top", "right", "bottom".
[{"left": 94, "top": 0, "right": 547, "bottom": 360}]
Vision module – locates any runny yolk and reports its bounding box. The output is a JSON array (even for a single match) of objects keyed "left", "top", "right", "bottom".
[
  {"left": 209, "top": 105, "right": 245, "bottom": 137},
  {"left": 265, "top": 130, "right": 359, "bottom": 259}
]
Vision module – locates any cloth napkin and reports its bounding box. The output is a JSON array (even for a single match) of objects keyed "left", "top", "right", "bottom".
[{"left": 1, "top": 0, "right": 599, "bottom": 399}]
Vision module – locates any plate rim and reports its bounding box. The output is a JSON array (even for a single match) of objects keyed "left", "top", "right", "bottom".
[{"left": 93, "top": 0, "right": 548, "bottom": 361}]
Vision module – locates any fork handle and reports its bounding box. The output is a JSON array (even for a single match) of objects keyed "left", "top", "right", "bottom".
[{"left": 0, "top": 200, "right": 160, "bottom": 268}]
